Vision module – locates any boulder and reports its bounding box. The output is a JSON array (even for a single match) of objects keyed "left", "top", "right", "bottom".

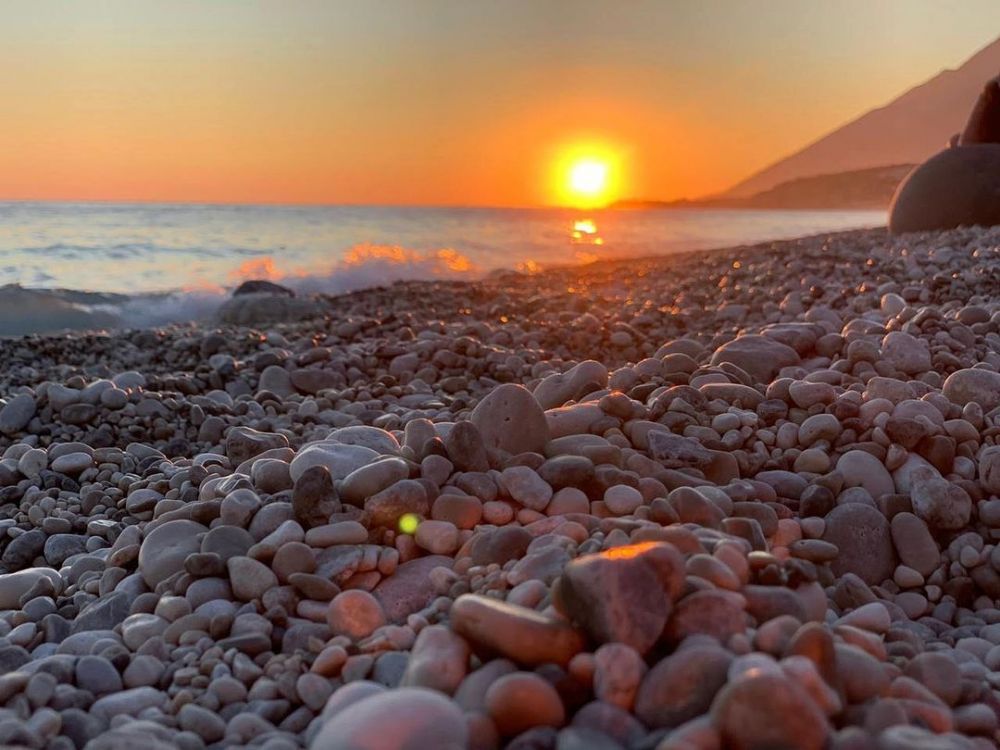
[{"left": 889, "top": 145, "right": 1000, "bottom": 233}]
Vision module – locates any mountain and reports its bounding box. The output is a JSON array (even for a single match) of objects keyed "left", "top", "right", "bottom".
[
  {"left": 614, "top": 164, "right": 914, "bottom": 210},
  {"left": 725, "top": 36, "right": 1000, "bottom": 197}
]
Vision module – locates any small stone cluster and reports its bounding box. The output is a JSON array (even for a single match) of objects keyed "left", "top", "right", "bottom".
[{"left": 0, "top": 224, "right": 997, "bottom": 749}]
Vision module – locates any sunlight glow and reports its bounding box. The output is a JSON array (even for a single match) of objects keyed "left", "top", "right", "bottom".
[{"left": 551, "top": 141, "right": 627, "bottom": 208}]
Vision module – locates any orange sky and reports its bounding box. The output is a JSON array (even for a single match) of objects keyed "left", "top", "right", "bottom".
[{"left": 3, "top": 1, "right": 1000, "bottom": 206}]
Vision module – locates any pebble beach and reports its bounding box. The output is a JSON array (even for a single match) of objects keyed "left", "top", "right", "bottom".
[{"left": 0, "top": 224, "right": 998, "bottom": 749}]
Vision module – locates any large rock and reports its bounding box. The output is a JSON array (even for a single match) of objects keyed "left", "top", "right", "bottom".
[
  {"left": 553, "top": 541, "right": 685, "bottom": 655},
  {"left": 710, "top": 335, "right": 800, "bottom": 384},
  {"left": 822, "top": 503, "right": 896, "bottom": 585},
  {"left": 471, "top": 384, "right": 550, "bottom": 455},
  {"left": 942, "top": 368, "right": 1000, "bottom": 411},
  {"left": 889, "top": 145, "right": 1000, "bottom": 233},
  {"left": 217, "top": 293, "right": 319, "bottom": 325},
  {"left": 233, "top": 279, "right": 294, "bottom": 297}
]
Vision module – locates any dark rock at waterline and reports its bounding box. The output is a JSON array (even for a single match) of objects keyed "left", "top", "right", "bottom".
[
  {"left": 889, "top": 145, "right": 1000, "bottom": 233},
  {"left": 233, "top": 279, "right": 295, "bottom": 297}
]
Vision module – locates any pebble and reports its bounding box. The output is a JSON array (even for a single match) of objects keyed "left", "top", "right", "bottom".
[{"left": 486, "top": 671, "right": 566, "bottom": 736}]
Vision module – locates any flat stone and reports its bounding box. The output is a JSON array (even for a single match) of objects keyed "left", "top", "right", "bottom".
[{"left": 451, "top": 593, "right": 585, "bottom": 666}]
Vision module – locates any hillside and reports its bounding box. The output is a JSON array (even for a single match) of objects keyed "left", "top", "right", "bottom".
[
  {"left": 615, "top": 164, "right": 913, "bottom": 211},
  {"left": 725, "top": 36, "right": 1000, "bottom": 197}
]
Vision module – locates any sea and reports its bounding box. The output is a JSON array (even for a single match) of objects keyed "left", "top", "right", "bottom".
[{"left": 0, "top": 202, "right": 885, "bottom": 332}]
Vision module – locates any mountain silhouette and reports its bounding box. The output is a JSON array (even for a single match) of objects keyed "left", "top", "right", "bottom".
[{"left": 726, "top": 36, "right": 1000, "bottom": 197}]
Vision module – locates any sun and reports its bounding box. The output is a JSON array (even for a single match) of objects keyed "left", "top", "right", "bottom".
[
  {"left": 568, "top": 159, "right": 608, "bottom": 199},
  {"left": 551, "top": 143, "right": 625, "bottom": 208}
]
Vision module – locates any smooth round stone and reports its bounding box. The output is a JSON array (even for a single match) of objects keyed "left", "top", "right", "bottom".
[
  {"left": 309, "top": 687, "right": 467, "bottom": 750},
  {"left": 400, "top": 624, "right": 470, "bottom": 695},
  {"left": 289, "top": 443, "right": 379, "bottom": 483},
  {"left": 471, "top": 383, "right": 551, "bottom": 455},
  {"left": 0, "top": 568, "right": 62, "bottom": 609},
  {"left": 0, "top": 394, "right": 36, "bottom": 434},
  {"left": 138, "top": 520, "right": 207, "bottom": 588},
  {"left": 329, "top": 425, "right": 401, "bottom": 455},
  {"left": 836, "top": 451, "right": 894, "bottom": 499},
  {"left": 797, "top": 414, "right": 841, "bottom": 446},
  {"left": 339, "top": 458, "right": 409, "bottom": 506},
  {"left": 593, "top": 643, "right": 646, "bottom": 711},
  {"left": 414, "top": 520, "right": 460, "bottom": 555},
  {"left": 663, "top": 589, "right": 746, "bottom": 645},
  {"left": 327, "top": 590, "right": 386, "bottom": 640},
  {"left": 634, "top": 643, "right": 732, "bottom": 728},
  {"left": 903, "top": 652, "right": 962, "bottom": 707},
  {"left": 227, "top": 556, "right": 278, "bottom": 601},
  {"left": 201, "top": 526, "right": 254, "bottom": 561},
  {"left": 910, "top": 477, "right": 971, "bottom": 530},
  {"left": 74, "top": 655, "right": 123, "bottom": 695},
  {"left": 499, "top": 466, "right": 553, "bottom": 511},
  {"left": 822, "top": 503, "right": 896, "bottom": 585},
  {"left": 712, "top": 672, "right": 829, "bottom": 749},
  {"left": 880, "top": 331, "right": 931, "bottom": 375},
  {"left": 485, "top": 672, "right": 565, "bottom": 736},
  {"left": 50, "top": 452, "right": 93, "bottom": 474},
  {"left": 603, "top": 485, "right": 642, "bottom": 516},
  {"left": 942, "top": 367, "right": 1000, "bottom": 411},
  {"left": 178, "top": 703, "right": 226, "bottom": 743}
]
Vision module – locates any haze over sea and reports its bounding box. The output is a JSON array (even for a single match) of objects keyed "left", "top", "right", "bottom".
[{"left": 2, "top": 202, "right": 884, "bottom": 326}]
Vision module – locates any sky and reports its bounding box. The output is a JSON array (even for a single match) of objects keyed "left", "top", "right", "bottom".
[{"left": 2, "top": 0, "right": 1000, "bottom": 207}]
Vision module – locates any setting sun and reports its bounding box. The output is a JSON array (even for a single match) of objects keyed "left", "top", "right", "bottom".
[
  {"left": 552, "top": 143, "right": 626, "bottom": 208},
  {"left": 568, "top": 160, "right": 608, "bottom": 198}
]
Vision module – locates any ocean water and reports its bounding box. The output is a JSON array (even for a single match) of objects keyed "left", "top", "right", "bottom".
[{"left": 0, "top": 202, "right": 885, "bottom": 329}]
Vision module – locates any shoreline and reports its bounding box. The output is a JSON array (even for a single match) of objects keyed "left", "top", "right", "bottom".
[{"left": 0, "top": 223, "right": 997, "bottom": 747}]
